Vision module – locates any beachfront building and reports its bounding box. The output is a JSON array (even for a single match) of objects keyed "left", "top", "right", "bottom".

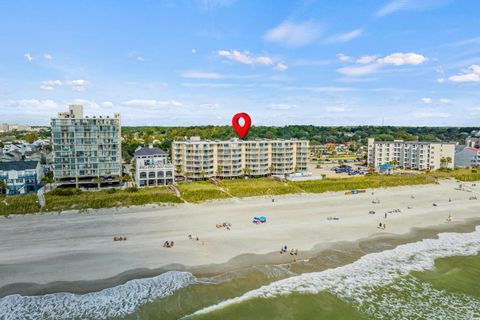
[
  {"left": 51, "top": 105, "right": 122, "bottom": 187},
  {"left": 367, "top": 138, "right": 455, "bottom": 171},
  {"left": 172, "top": 137, "right": 309, "bottom": 180},
  {"left": 0, "top": 160, "right": 43, "bottom": 195},
  {"left": 134, "top": 144, "right": 174, "bottom": 186},
  {"left": 454, "top": 147, "right": 480, "bottom": 168}
]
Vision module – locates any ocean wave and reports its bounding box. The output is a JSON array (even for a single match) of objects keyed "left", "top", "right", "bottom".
[
  {"left": 191, "top": 226, "right": 480, "bottom": 317},
  {"left": 0, "top": 271, "right": 196, "bottom": 320}
]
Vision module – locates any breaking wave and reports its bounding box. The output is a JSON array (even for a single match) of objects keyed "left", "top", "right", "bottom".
[
  {"left": 0, "top": 271, "right": 196, "bottom": 320},
  {"left": 191, "top": 226, "right": 480, "bottom": 318}
]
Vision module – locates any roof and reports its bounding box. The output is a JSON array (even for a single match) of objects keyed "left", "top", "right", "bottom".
[
  {"left": 134, "top": 147, "right": 167, "bottom": 157},
  {"left": 0, "top": 160, "right": 39, "bottom": 171},
  {"left": 467, "top": 147, "right": 480, "bottom": 152}
]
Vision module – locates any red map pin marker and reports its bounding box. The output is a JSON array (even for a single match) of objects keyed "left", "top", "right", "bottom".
[{"left": 232, "top": 112, "right": 251, "bottom": 139}]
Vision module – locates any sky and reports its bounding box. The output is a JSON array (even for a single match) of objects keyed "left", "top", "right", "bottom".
[{"left": 0, "top": 0, "right": 480, "bottom": 127}]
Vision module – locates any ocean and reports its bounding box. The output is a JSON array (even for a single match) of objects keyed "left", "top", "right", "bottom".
[{"left": 1, "top": 225, "right": 480, "bottom": 320}]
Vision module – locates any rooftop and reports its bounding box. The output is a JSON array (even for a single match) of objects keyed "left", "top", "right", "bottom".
[
  {"left": 134, "top": 146, "right": 167, "bottom": 157},
  {"left": 0, "top": 160, "right": 39, "bottom": 171}
]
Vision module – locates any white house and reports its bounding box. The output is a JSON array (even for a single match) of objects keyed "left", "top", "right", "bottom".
[
  {"left": 134, "top": 145, "right": 174, "bottom": 187},
  {"left": 455, "top": 147, "right": 480, "bottom": 168}
]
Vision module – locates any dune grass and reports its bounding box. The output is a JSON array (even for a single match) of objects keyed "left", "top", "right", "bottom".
[
  {"left": 0, "top": 186, "right": 182, "bottom": 216},
  {"left": 291, "top": 174, "right": 436, "bottom": 194},
  {"left": 220, "top": 178, "right": 303, "bottom": 197},
  {"left": 177, "top": 181, "right": 231, "bottom": 203}
]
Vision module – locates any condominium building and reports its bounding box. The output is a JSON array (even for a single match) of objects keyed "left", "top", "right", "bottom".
[
  {"left": 134, "top": 145, "right": 174, "bottom": 186},
  {"left": 367, "top": 138, "right": 455, "bottom": 171},
  {"left": 455, "top": 147, "right": 480, "bottom": 168},
  {"left": 0, "top": 160, "right": 43, "bottom": 195},
  {"left": 172, "top": 137, "right": 309, "bottom": 179},
  {"left": 51, "top": 105, "right": 121, "bottom": 186}
]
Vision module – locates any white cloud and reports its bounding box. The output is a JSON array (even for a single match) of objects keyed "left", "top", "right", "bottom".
[
  {"left": 325, "top": 105, "right": 347, "bottom": 113},
  {"left": 218, "top": 50, "right": 273, "bottom": 66},
  {"left": 122, "top": 99, "right": 182, "bottom": 108},
  {"left": 448, "top": 65, "right": 480, "bottom": 83},
  {"left": 274, "top": 63, "right": 288, "bottom": 72},
  {"left": 337, "top": 63, "right": 380, "bottom": 76},
  {"left": 356, "top": 55, "right": 378, "bottom": 64},
  {"left": 40, "top": 79, "right": 91, "bottom": 91},
  {"left": 375, "top": 0, "right": 449, "bottom": 17},
  {"left": 3, "top": 99, "right": 57, "bottom": 110},
  {"left": 199, "top": 0, "right": 235, "bottom": 9},
  {"left": 217, "top": 50, "right": 287, "bottom": 72},
  {"left": 269, "top": 103, "right": 297, "bottom": 110},
  {"left": 264, "top": 20, "right": 321, "bottom": 47},
  {"left": 421, "top": 97, "right": 432, "bottom": 104},
  {"left": 437, "top": 78, "right": 445, "bottom": 83},
  {"left": 439, "top": 98, "right": 451, "bottom": 104},
  {"left": 43, "top": 54, "right": 53, "bottom": 60},
  {"left": 128, "top": 51, "right": 144, "bottom": 62},
  {"left": 24, "top": 53, "right": 33, "bottom": 62},
  {"left": 325, "top": 29, "right": 363, "bottom": 44},
  {"left": 191, "top": 49, "right": 197, "bottom": 54},
  {"left": 414, "top": 110, "right": 451, "bottom": 118},
  {"left": 337, "top": 52, "right": 427, "bottom": 76},
  {"left": 337, "top": 53, "right": 352, "bottom": 62},
  {"left": 101, "top": 101, "right": 114, "bottom": 108},
  {"left": 378, "top": 52, "right": 427, "bottom": 66}
]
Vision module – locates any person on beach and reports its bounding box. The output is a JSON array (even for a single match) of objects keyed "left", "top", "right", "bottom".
[
  {"left": 378, "top": 222, "right": 382, "bottom": 228},
  {"left": 383, "top": 223, "right": 386, "bottom": 230},
  {"left": 447, "top": 213, "right": 452, "bottom": 222},
  {"left": 385, "top": 212, "right": 387, "bottom": 219}
]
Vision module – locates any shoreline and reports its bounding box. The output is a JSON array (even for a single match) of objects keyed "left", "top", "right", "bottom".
[
  {"left": 1, "top": 180, "right": 479, "bottom": 298},
  {"left": 1, "top": 217, "right": 479, "bottom": 298}
]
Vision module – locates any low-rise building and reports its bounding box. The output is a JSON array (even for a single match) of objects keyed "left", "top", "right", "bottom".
[
  {"left": 172, "top": 137, "right": 309, "bottom": 179},
  {"left": 367, "top": 138, "right": 455, "bottom": 171},
  {"left": 134, "top": 145, "right": 174, "bottom": 186},
  {"left": 455, "top": 147, "right": 480, "bottom": 168},
  {"left": 0, "top": 160, "right": 43, "bottom": 195}
]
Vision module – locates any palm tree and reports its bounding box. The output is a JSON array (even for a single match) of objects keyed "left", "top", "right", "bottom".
[
  {"left": 200, "top": 170, "right": 207, "bottom": 180},
  {"left": 123, "top": 175, "right": 133, "bottom": 187},
  {"left": 216, "top": 166, "right": 223, "bottom": 179},
  {"left": 243, "top": 167, "right": 252, "bottom": 178},
  {"left": 41, "top": 175, "right": 54, "bottom": 191},
  {"left": 0, "top": 180, "right": 7, "bottom": 195},
  {"left": 269, "top": 165, "right": 275, "bottom": 176},
  {"left": 95, "top": 177, "right": 102, "bottom": 190}
]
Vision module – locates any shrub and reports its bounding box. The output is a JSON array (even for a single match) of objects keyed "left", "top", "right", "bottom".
[
  {"left": 126, "top": 187, "right": 139, "bottom": 193},
  {"left": 50, "top": 188, "right": 82, "bottom": 196},
  {"left": 106, "top": 188, "right": 117, "bottom": 194}
]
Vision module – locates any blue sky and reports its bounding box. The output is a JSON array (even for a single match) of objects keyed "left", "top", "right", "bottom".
[{"left": 0, "top": 0, "right": 479, "bottom": 126}]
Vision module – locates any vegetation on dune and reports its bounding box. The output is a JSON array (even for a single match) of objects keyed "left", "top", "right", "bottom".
[
  {"left": 0, "top": 187, "right": 182, "bottom": 216},
  {"left": 177, "top": 181, "right": 231, "bottom": 203},
  {"left": 291, "top": 174, "right": 436, "bottom": 194},
  {"left": 220, "top": 178, "right": 303, "bottom": 197}
]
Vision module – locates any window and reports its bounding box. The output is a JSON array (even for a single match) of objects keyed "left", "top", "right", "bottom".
[{"left": 140, "top": 172, "right": 147, "bottom": 179}]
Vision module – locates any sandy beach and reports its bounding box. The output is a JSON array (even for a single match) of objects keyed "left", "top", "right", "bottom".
[{"left": 1, "top": 179, "right": 479, "bottom": 297}]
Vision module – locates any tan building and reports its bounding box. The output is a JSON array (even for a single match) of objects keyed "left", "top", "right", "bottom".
[
  {"left": 367, "top": 138, "right": 455, "bottom": 171},
  {"left": 172, "top": 137, "right": 309, "bottom": 179}
]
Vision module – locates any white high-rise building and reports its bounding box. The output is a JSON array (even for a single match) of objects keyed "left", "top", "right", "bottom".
[
  {"left": 51, "top": 105, "right": 122, "bottom": 186},
  {"left": 172, "top": 137, "right": 309, "bottom": 179},
  {"left": 367, "top": 138, "right": 455, "bottom": 171}
]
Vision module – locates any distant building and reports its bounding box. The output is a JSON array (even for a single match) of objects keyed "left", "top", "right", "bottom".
[
  {"left": 455, "top": 147, "right": 480, "bottom": 168},
  {"left": 134, "top": 144, "right": 174, "bottom": 187},
  {"left": 0, "top": 160, "right": 43, "bottom": 195},
  {"left": 172, "top": 137, "right": 309, "bottom": 180},
  {"left": 465, "top": 136, "right": 480, "bottom": 148},
  {"left": 378, "top": 163, "right": 394, "bottom": 174},
  {"left": 367, "top": 138, "right": 455, "bottom": 171},
  {"left": 0, "top": 123, "right": 32, "bottom": 132},
  {"left": 51, "top": 105, "right": 121, "bottom": 187}
]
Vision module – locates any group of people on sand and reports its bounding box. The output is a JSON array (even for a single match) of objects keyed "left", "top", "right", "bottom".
[
  {"left": 188, "top": 234, "right": 200, "bottom": 241},
  {"left": 216, "top": 222, "right": 231, "bottom": 230},
  {"left": 163, "top": 240, "right": 174, "bottom": 248},
  {"left": 280, "top": 245, "right": 299, "bottom": 261},
  {"left": 113, "top": 236, "right": 127, "bottom": 241},
  {"left": 378, "top": 222, "right": 386, "bottom": 230}
]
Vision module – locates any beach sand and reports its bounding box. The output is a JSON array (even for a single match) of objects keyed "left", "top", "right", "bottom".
[{"left": 0, "top": 179, "right": 479, "bottom": 297}]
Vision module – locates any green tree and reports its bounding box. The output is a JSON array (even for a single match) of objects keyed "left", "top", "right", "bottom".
[{"left": 0, "top": 180, "right": 7, "bottom": 195}]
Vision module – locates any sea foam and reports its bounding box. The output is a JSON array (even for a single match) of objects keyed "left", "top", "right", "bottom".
[
  {"left": 0, "top": 271, "right": 195, "bottom": 320},
  {"left": 191, "top": 226, "right": 480, "bottom": 317}
]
